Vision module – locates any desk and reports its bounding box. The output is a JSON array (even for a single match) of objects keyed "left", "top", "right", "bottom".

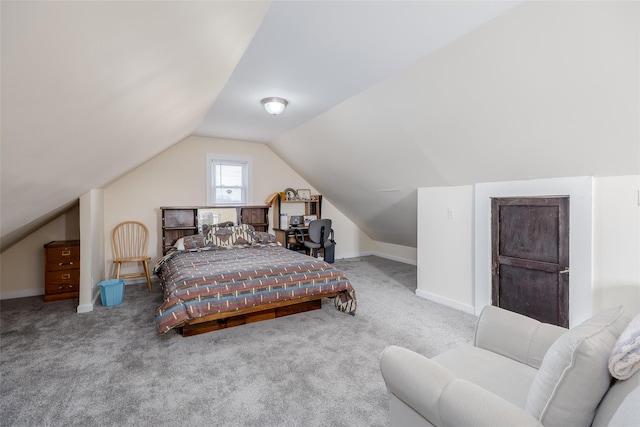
[
  {"left": 273, "top": 226, "right": 309, "bottom": 252},
  {"left": 273, "top": 226, "right": 335, "bottom": 263}
]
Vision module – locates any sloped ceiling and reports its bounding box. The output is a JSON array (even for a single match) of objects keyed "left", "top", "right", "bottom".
[
  {"left": 1, "top": 1, "right": 270, "bottom": 249},
  {"left": 194, "top": 1, "right": 521, "bottom": 143},
  {"left": 2, "top": 1, "right": 638, "bottom": 252},
  {"left": 269, "top": 1, "right": 639, "bottom": 246}
]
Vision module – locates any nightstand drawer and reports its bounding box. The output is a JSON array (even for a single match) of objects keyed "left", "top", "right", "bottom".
[
  {"left": 45, "top": 255, "right": 79, "bottom": 271},
  {"left": 45, "top": 247, "right": 79, "bottom": 270},
  {"left": 46, "top": 281, "right": 79, "bottom": 295},
  {"left": 46, "top": 245, "right": 79, "bottom": 258},
  {"left": 45, "top": 269, "right": 80, "bottom": 287}
]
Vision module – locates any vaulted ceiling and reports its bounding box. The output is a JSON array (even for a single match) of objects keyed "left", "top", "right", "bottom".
[{"left": 2, "top": 1, "right": 638, "bottom": 251}]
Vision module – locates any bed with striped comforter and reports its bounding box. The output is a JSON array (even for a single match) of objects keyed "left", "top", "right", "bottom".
[{"left": 154, "top": 244, "right": 356, "bottom": 333}]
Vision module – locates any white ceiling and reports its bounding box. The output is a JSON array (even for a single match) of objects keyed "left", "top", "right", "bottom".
[
  {"left": 195, "top": 1, "right": 520, "bottom": 142},
  {"left": 2, "top": 1, "right": 638, "bottom": 251},
  {"left": 0, "top": 1, "right": 518, "bottom": 249}
]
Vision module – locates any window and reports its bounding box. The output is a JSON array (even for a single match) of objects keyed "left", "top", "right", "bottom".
[{"left": 206, "top": 155, "right": 252, "bottom": 205}]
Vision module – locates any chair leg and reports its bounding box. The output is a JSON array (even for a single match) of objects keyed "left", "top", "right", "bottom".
[
  {"left": 115, "top": 262, "right": 122, "bottom": 279},
  {"left": 142, "top": 260, "right": 152, "bottom": 292}
]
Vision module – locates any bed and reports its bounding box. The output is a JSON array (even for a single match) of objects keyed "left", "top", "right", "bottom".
[{"left": 154, "top": 224, "right": 356, "bottom": 336}]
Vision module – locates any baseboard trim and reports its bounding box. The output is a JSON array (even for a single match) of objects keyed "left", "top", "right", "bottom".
[
  {"left": 77, "top": 303, "right": 94, "bottom": 313},
  {"left": 119, "top": 276, "right": 160, "bottom": 285},
  {"left": 77, "top": 287, "right": 104, "bottom": 313},
  {"left": 0, "top": 288, "right": 43, "bottom": 300},
  {"left": 338, "top": 251, "right": 417, "bottom": 266},
  {"left": 370, "top": 251, "right": 417, "bottom": 266},
  {"left": 337, "top": 251, "right": 374, "bottom": 260},
  {"left": 0, "top": 276, "right": 159, "bottom": 301},
  {"left": 415, "top": 289, "right": 475, "bottom": 315}
]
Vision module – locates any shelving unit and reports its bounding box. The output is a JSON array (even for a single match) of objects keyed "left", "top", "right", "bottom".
[
  {"left": 161, "top": 205, "right": 269, "bottom": 254},
  {"left": 271, "top": 194, "right": 322, "bottom": 249}
]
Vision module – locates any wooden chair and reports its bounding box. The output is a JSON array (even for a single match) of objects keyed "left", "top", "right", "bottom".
[{"left": 111, "top": 221, "right": 152, "bottom": 292}]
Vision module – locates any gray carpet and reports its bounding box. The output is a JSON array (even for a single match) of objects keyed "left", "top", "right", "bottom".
[{"left": 0, "top": 256, "right": 476, "bottom": 426}]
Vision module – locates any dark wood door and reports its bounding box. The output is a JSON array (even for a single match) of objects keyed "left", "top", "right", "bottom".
[{"left": 491, "top": 197, "right": 570, "bottom": 327}]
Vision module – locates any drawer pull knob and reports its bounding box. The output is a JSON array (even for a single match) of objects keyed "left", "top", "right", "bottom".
[
  {"left": 61, "top": 250, "right": 71, "bottom": 256},
  {"left": 61, "top": 274, "right": 71, "bottom": 280},
  {"left": 58, "top": 285, "right": 73, "bottom": 290},
  {"left": 58, "top": 262, "right": 74, "bottom": 266}
]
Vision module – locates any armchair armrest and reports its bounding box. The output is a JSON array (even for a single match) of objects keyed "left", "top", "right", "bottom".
[
  {"left": 380, "top": 345, "right": 543, "bottom": 427},
  {"left": 475, "top": 305, "right": 566, "bottom": 369},
  {"left": 380, "top": 345, "right": 455, "bottom": 426},
  {"left": 440, "top": 379, "right": 544, "bottom": 427}
]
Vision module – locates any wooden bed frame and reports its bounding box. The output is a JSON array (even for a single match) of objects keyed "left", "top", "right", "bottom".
[
  {"left": 160, "top": 205, "right": 342, "bottom": 337},
  {"left": 179, "top": 292, "right": 340, "bottom": 337}
]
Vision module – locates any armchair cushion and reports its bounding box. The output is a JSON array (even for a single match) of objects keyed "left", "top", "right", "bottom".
[
  {"left": 434, "top": 344, "right": 537, "bottom": 408},
  {"left": 474, "top": 305, "right": 566, "bottom": 369},
  {"left": 526, "top": 306, "right": 630, "bottom": 427},
  {"left": 381, "top": 345, "right": 544, "bottom": 427}
]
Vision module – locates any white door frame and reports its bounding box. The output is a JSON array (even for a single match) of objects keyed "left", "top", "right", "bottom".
[{"left": 474, "top": 176, "right": 593, "bottom": 327}]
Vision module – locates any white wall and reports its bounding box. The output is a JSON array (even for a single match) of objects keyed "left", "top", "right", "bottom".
[
  {"left": 593, "top": 175, "right": 640, "bottom": 314},
  {"left": 417, "top": 185, "right": 474, "bottom": 313},
  {"left": 0, "top": 204, "right": 80, "bottom": 299},
  {"left": 78, "top": 189, "right": 104, "bottom": 313},
  {"left": 321, "top": 201, "right": 375, "bottom": 259},
  {"left": 369, "top": 241, "right": 417, "bottom": 266},
  {"left": 474, "top": 177, "right": 594, "bottom": 327},
  {"left": 417, "top": 175, "right": 640, "bottom": 322},
  {"left": 103, "top": 135, "right": 373, "bottom": 278}
]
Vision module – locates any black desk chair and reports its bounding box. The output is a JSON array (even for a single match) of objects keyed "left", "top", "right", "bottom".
[{"left": 295, "top": 219, "right": 336, "bottom": 263}]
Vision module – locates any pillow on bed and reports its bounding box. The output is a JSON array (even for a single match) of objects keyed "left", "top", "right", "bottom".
[
  {"left": 175, "top": 234, "right": 216, "bottom": 251},
  {"left": 207, "top": 224, "right": 256, "bottom": 248},
  {"left": 201, "top": 221, "right": 235, "bottom": 237},
  {"left": 182, "top": 234, "right": 208, "bottom": 250},
  {"left": 252, "top": 231, "right": 278, "bottom": 245},
  {"left": 173, "top": 238, "right": 186, "bottom": 251}
]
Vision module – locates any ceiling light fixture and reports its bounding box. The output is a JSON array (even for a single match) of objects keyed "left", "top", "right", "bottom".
[{"left": 261, "top": 97, "right": 288, "bottom": 116}]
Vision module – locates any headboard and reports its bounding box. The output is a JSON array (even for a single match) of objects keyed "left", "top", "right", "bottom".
[{"left": 160, "top": 205, "right": 269, "bottom": 254}]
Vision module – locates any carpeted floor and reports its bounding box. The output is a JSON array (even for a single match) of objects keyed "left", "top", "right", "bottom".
[{"left": 0, "top": 256, "right": 476, "bottom": 426}]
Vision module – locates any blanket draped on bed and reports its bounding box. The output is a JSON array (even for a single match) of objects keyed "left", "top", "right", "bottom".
[{"left": 154, "top": 244, "right": 356, "bottom": 333}]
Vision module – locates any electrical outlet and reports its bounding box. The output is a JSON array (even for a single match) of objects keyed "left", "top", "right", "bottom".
[{"left": 447, "top": 208, "right": 455, "bottom": 220}]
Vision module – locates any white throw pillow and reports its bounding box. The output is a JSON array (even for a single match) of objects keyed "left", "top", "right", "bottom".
[
  {"left": 525, "top": 306, "right": 630, "bottom": 427},
  {"left": 608, "top": 313, "right": 640, "bottom": 380},
  {"left": 173, "top": 237, "right": 185, "bottom": 250}
]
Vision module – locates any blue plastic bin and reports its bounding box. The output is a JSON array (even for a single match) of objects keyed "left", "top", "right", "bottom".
[{"left": 99, "top": 279, "right": 125, "bottom": 306}]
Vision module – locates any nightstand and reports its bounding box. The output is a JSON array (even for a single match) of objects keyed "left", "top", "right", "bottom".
[{"left": 44, "top": 240, "right": 80, "bottom": 302}]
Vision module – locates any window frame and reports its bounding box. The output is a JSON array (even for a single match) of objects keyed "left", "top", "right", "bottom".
[{"left": 206, "top": 154, "right": 253, "bottom": 205}]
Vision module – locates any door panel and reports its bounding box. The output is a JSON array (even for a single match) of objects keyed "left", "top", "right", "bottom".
[
  {"left": 498, "top": 264, "right": 561, "bottom": 325},
  {"left": 491, "top": 197, "right": 569, "bottom": 327},
  {"left": 499, "top": 205, "right": 559, "bottom": 263}
]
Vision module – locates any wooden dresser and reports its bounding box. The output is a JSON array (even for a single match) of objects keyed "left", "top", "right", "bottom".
[{"left": 43, "top": 240, "right": 80, "bottom": 302}]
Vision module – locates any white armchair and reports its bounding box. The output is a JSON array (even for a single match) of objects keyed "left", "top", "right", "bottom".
[{"left": 380, "top": 305, "right": 639, "bottom": 427}]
